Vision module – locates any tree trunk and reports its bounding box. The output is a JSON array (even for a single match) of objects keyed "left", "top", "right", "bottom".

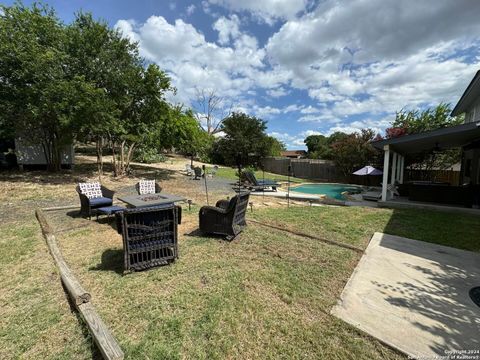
[
  {"left": 96, "top": 136, "right": 104, "bottom": 175},
  {"left": 125, "top": 143, "right": 136, "bottom": 175}
]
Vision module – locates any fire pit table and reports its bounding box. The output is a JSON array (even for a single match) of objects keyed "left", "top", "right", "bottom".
[{"left": 118, "top": 193, "right": 187, "bottom": 208}]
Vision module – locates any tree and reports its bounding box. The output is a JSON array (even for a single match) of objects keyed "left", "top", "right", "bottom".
[
  {"left": 386, "top": 103, "right": 464, "bottom": 177},
  {"left": 193, "top": 88, "right": 231, "bottom": 135},
  {"left": 304, "top": 134, "right": 330, "bottom": 159},
  {"left": 388, "top": 103, "right": 463, "bottom": 137},
  {"left": 304, "top": 132, "right": 349, "bottom": 159},
  {"left": 330, "top": 129, "right": 378, "bottom": 179},
  {"left": 67, "top": 12, "right": 158, "bottom": 176},
  {"left": 211, "top": 112, "right": 271, "bottom": 166},
  {"left": 0, "top": 3, "right": 91, "bottom": 171},
  {"left": 263, "top": 136, "right": 286, "bottom": 156}
]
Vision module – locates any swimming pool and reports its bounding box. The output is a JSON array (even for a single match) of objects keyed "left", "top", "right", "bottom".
[{"left": 290, "top": 183, "right": 363, "bottom": 200}]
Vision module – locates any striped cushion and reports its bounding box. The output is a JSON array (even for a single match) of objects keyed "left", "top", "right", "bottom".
[
  {"left": 139, "top": 180, "right": 156, "bottom": 195},
  {"left": 78, "top": 182, "right": 102, "bottom": 199}
]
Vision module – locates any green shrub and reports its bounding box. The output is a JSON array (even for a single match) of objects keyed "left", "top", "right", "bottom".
[{"left": 133, "top": 148, "right": 166, "bottom": 164}]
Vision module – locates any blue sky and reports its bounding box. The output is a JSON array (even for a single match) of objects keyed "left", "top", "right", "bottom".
[{"left": 3, "top": 0, "right": 480, "bottom": 149}]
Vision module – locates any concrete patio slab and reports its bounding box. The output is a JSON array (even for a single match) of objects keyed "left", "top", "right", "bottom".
[{"left": 332, "top": 232, "right": 480, "bottom": 359}]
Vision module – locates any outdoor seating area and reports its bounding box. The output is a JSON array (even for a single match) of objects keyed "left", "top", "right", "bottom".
[
  {"left": 75, "top": 179, "right": 251, "bottom": 272},
  {"left": 3, "top": 2, "right": 480, "bottom": 359}
]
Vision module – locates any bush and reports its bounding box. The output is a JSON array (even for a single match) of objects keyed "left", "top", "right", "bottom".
[{"left": 133, "top": 148, "right": 166, "bottom": 164}]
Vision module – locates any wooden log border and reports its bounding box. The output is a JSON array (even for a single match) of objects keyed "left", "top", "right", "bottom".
[{"left": 35, "top": 208, "right": 124, "bottom": 360}]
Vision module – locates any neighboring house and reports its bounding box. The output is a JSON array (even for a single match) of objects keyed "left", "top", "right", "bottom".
[
  {"left": 372, "top": 70, "right": 480, "bottom": 206},
  {"left": 15, "top": 137, "right": 74, "bottom": 169},
  {"left": 280, "top": 150, "right": 307, "bottom": 159}
]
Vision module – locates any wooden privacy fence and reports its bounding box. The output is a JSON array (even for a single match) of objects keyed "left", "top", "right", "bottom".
[{"left": 261, "top": 157, "right": 342, "bottom": 182}]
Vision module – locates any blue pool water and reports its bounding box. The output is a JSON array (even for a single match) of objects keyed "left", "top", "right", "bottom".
[{"left": 291, "top": 183, "right": 362, "bottom": 200}]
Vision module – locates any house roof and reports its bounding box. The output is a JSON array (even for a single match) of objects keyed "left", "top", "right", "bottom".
[
  {"left": 451, "top": 70, "right": 480, "bottom": 116},
  {"left": 371, "top": 121, "right": 480, "bottom": 154},
  {"left": 281, "top": 150, "right": 307, "bottom": 156}
]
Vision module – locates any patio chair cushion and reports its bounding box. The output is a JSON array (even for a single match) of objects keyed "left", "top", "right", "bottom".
[
  {"left": 89, "top": 197, "right": 113, "bottom": 207},
  {"left": 78, "top": 182, "right": 103, "bottom": 199},
  {"left": 138, "top": 180, "right": 156, "bottom": 195}
]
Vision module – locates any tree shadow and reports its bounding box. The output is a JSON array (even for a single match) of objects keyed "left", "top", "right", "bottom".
[
  {"left": 0, "top": 160, "right": 177, "bottom": 186},
  {"left": 368, "top": 214, "right": 480, "bottom": 355},
  {"left": 89, "top": 249, "right": 124, "bottom": 275}
]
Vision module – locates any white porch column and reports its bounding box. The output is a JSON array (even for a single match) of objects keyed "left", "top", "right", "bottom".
[
  {"left": 381, "top": 145, "right": 390, "bottom": 201},
  {"left": 399, "top": 155, "right": 405, "bottom": 184},
  {"left": 390, "top": 152, "right": 397, "bottom": 185}
]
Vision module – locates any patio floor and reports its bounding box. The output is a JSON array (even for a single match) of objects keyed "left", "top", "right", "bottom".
[{"left": 332, "top": 232, "right": 480, "bottom": 359}]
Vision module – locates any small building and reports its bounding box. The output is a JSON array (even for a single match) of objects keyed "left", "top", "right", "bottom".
[
  {"left": 372, "top": 70, "right": 480, "bottom": 209},
  {"left": 280, "top": 150, "right": 307, "bottom": 159},
  {"left": 15, "top": 137, "right": 74, "bottom": 169}
]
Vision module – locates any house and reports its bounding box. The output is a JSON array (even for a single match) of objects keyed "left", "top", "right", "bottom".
[
  {"left": 372, "top": 70, "right": 480, "bottom": 208},
  {"left": 280, "top": 150, "right": 307, "bottom": 159}
]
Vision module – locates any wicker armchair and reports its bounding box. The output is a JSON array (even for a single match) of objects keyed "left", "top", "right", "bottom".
[
  {"left": 199, "top": 192, "right": 250, "bottom": 239},
  {"left": 116, "top": 205, "right": 182, "bottom": 271},
  {"left": 135, "top": 181, "right": 162, "bottom": 195},
  {"left": 76, "top": 184, "right": 115, "bottom": 219}
]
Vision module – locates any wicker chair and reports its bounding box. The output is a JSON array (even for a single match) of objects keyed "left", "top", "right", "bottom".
[
  {"left": 135, "top": 180, "right": 162, "bottom": 195},
  {"left": 116, "top": 205, "right": 182, "bottom": 272},
  {"left": 199, "top": 192, "right": 250, "bottom": 239},
  {"left": 76, "top": 184, "right": 115, "bottom": 219}
]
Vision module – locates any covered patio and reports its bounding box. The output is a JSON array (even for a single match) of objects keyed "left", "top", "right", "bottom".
[{"left": 372, "top": 121, "right": 480, "bottom": 208}]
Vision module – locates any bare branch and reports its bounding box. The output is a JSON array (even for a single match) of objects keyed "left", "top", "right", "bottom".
[{"left": 193, "top": 87, "right": 231, "bottom": 134}]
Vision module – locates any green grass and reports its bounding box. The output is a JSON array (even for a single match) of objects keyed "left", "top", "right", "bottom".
[
  {"left": 51, "top": 208, "right": 402, "bottom": 360},
  {"left": 0, "top": 218, "right": 93, "bottom": 360},
  {"left": 214, "top": 166, "right": 306, "bottom": 183},
  {"left": 251, "top": 206, "right": 480, "bottom": 252},
  {"left": 2, "top": 160, "right": 478, "bottom": 359}
]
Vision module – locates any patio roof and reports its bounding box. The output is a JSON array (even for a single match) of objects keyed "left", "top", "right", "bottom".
[{"left": 371, "top": 121, "right": 480, "bottom": 154}]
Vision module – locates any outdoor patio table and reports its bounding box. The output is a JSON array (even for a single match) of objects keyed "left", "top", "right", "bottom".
[{"left": 118, "top": 193, "right": 187, "bottom": 208}]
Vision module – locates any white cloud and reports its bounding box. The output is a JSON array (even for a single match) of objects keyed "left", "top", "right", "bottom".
[
  {"left": 186, "top": 4, "right": 196, "bottom": 16},
  {"left": 213, "top": 15, "right": 240, "bottom": 45},
  {"left": 115, "top": 16, "right": 265, "bottom": 105},
  {"left": 266, "top": 0, "right": 480, "bottom": 122},
  {"left": 300, "top": 106, "right": 321, "bottom": 114},
  {"left": 115, "top": 1, "right": 480, "bottom": 137},
  {"left": 207, "top": 0, "right": 309, "bottom": 25},
  {"left": 266, "top": 87, "right": 288, "bottom": 98}
]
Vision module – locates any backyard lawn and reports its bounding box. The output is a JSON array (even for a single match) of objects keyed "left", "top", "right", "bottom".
[{"left": 1, "top": 161, "right": 479, "bottom": 360}]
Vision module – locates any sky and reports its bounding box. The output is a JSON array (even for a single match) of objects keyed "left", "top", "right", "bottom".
[{"left": 3, "top": 0, "right": 480, "bottom": 149}]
